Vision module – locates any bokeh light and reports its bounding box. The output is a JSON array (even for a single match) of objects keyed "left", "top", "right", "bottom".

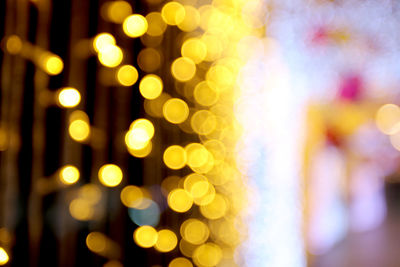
[
  {"left": 57, "top": 87, "right": 81, "bottom": 108},
  {"left": 133, "top": 225, "right": 158, "bottom": 248},
  {"left": 59, "top": 165, "right": 80, "bottom": 185},
  {"left": 168, "top": 257, "right": 193, "bottom": 267},
  {"left": 162, "top": 98, "right": 189, "bottom": 124},
  {"left": 139, "top": 74, "right": 163, "bottom": 100},
  {"left": 171, "top": 57, "right": 196, "bottom": 82},
  {"left": 154, "top": 229, "right": 178, "bottom": 252},
  {"left": 123, "top": 14, "right": 148, "bottom": 38},
  {"left": 98, "top": 44, "right": 123, "bottom": 68},
  {"left": 168, "top": 188, "right": 193, "bottom": 213},
  {"left": 98, "top": 164, "right": 123, "bottom": 187},
  {"left": 0, "top": 247, "right": 9, "bottom": 265},
  {"left": 116, "top": 65, "right": 139, "bottom": 86},
  {"left": 161, "top": 2, "right": 185, "bottom": 26}
]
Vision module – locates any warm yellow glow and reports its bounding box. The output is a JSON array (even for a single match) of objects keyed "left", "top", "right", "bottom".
[
  {"left": 193, "top": 182, "right": 215, "bottom": 206},
  {"left": 127, "top": 141, "right": 152, "bottom": 158},
  {"left": 6, "top": 35, "right": 22, "bottom": 55},
  {"left": 390, "top": 131, "right": 400, "bottom": 151},
  {"left": 125, "top": 119, "right": 155, "bottom": 150},
  {"left": 86, "top": 232, "right": 107, "bottom": 253},
  {"left": 69, "top": 110, "right": 89, "bottom": 123},
  {"left": 98, "top": 164, "right": 123, "bottom": 187},
  {"left": 201, "top": 34, "right": 222, "bottom": 62},
  {"left": 42, "top": 54, "right": 64, "bottom": 75},
  {"left": 203, "top": 139, "right": 225, "bottom": 165},
  {"left": 133, "top": 225, "right": 158, "bottom": 248},
  {"left": 177, "top": 6, "right": 200, "bottom": 32},
  {"left": 137, "top": 48, "right": 162, "bottom": 72},
  {"left": 93, "top": 33, "right": 116, "bottom": 53},
  {"left": 193, "top": 81, "right": 218, "bottom": 106},
  {"left": 103, "top": 260, "right": 123, "bottom": 267},
  {"left": 206, "top": 65, "right": 234, "bottom": 91},
  {"left": 106, "top": 1, "right": 132, "bottom": 23},
  {"left": 161, "top": 176, "right": 181, "bottom": 197},
  {"left": 59, "top": 165, "right": 80, "bottom": 185},
  {"left": 163, "top": 145, "right": 187, "bottom": 169},
  {"left": 139, "top": 74, "right": 163, "bottom": 100},
  {"left": 168, "top": 188, "right": 193, "bottom": 213},
  {"left": 0, "top": 129, "right": 7, "bottom": 151},
  {"left": 375, "top": 104, "right": 400, "bottom": 135},
  {"left": 0, "top": 247, "right": 9, "bottom": 265},
  {"left": 161, "top": 2, "right": 186, "bottom": 25},
  {"left": 145, "top": 12, "right": 167, "bottom": 36},
  {"left": 199, "top": 194, "right": 227, "bottom": 219},
  {"left": 79, "top": 184, "right": 102, "bottom": 204},
  {"left": 163, "top": 98, "right": 189, "bottom": 124},
  {"left": 69, "top": 198, "right": 94, "bottom": 221},
  {"left": 169, "top": 257, "right": 193, "bottom": 267},
  {"left": 190, "top": 110, "right": 217, "bottom": 135},
  {"left": 183, "top": 173, "right": 209, "bottom": 198},
  {"left": 171, "top": 57, "right": 196, "bottom": 82},
  {"left": 123, "top": 14, "right": 148, "bottom": 38},
  {"left": 120, "top": 185, "right": 150, "bottom": 209},
  {"left": 57, "top": 87, "right": 81, "bottom": 108},
  {"left": 155, "top": 229, "right": 178, "bottom": 252},
  {"left": 185, "top": 144, "right": 209, "bottom": 169},
  {"left": 180, "top": 219, "right": 209, "bottom": 245},
  {"left": 98, "top": 45, "right": 123, "bottom": 68},
  {"left": 116, "top": 65, "right": 138, "bottom": 86},
  {"left": 0, "top": 229, "right": 11, "bottom": 245},
  {"left": 192, "top": 243, "right": 222, "bottom": 267},
  {"left": 181, "top": 38, "right": 207, "bottom": 64},
  {"left": 179, "top": 239, "right": 198, "bottom": 258},
  {"left": 69, "top": 119, "right": 90, "bottom": 142},
  {"left": 144, "top": 92, "right": 171, "bottom": 118}
]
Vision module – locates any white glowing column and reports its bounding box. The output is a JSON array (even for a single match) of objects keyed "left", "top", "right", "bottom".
[{"left": 236, "top": 38, "right": 306, "bottom": 267}]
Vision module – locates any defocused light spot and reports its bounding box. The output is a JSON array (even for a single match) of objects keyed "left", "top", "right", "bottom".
[
  {"left": 69, "top": 198, "right": 94, "bottom": 221},
  {"left": 179, "top": 239, "right": 198, "bottom": 258},
  {"left": 192, "top": 243, "right": 222, "bottom": 267},
  {"left": 86, "top": 232, "right": 107, "bottom": 253},
  {"left": 171, "top": 57, "right": 196, "bottom": 82},
  {"left": 41, "top": 54, "right": 63, "bottom": 75},
  {"left": 0, "top": 247, "right": 9, "bottom": 265},
  {"left": 139, "top": 74, "right": 163, "bottom": 100},
  {"left": 168, "top": 188, "right": 193, "bottom": 212},
  {"left": 161, "top": 2, "right": 186, "bottom": 25},
  {"left": 390, "top": 131, "right": 400, "bottom": 151},
  {"left": 375, "top": 104, "right": 400, "bottom": 135},
  {"left": 127, "top": 141, "right": 152, "bottom": 158},
  {"left": 98, "top": 45, "right": 123, "bottom": 68},
  {"left": 125, "top": 119, "right": 155, "bottom": 150},
  {"left": 57, "top": 87, "right": 81, "bottom": 108},
  {"left": 0, "top": 228, "right": 11, "bottom": 245},
  {"left": 145, "top": 12, "right": 167, "bottom": 36},
  {"left": 185, "top": 144, "right": 209, "bottom": 169},
  {"left": 161, "top": 176, "right": 181, "bottom": 197},
  {"left": 79, "top": 183, "right": 102, "bottom": 204},
  {"left": 201, "top": 35, "right": 222, "bottom": 62},
  {"left": 199, "top": 194, "right": 227, "bottom": 219},
  {"left": 120, "top": 185, "right": 144, "bottom": 208},
  {"left": 103, "top": 260, "right": 123, "bottom": 267},
  {"left": 180, "top": 219, "right": 209, "bottom": 245},
  {"left": 169, "top": 257, "right": 193, "bottom": 267},
  {"left": 203, "top": 139, "right": 225, "bottom": 165},
  {"left": 181, "top": 38, "right": 207, "bottom": 64},
  {"left": 93, "top": 33, "right": 116, "bottom": 53},
  {"left": 163, "top": 98, "right": 189, "bottom": 124},
  {"left": 155, "top": 229, "right": 178, "bottom": 252},
  {"left": 103, "top": 1, "right": 132, "bottom": 23},
  {"left": 137, "top": 48, "right": 162, "bottom": 72},
  {"left": 128, "top": 200, "right": 160, "bottom": 226},
  {"left": 194, "top": 81, "right": 218, "bottom": 106},
  {"left": 206, "top": 65, "right": 234, "bottom": 91},
  {"left": 193, "top": 182, "right": 215, "bottom": 206},
  {"left": 6, "top": 35, "right": 22, "bottom": 55},
  {"left": 144, "top": 92, "right": 171, "bottom": 118},
  {"left": 116, "top": 65, "right": 138, "bottom": 86},
  {"left": 69, "top": 119, "right": 90, "bottom": 142},
  {"left": 59, "top": 165, "right": 80, "bottom": 185},
  {"left": 177, "top": 5, "right": 200, "bottom": 32},
  {"left": 133, "top": 225, "right": 158, "bottom": 248},
  {"left": 98, "top": 164, "right": 123, "bottom": 187},
  {"left": 123, "top": 14, "right": 148, "bottom": 38},
  {"left": 163, "top": 145, "right": 187, "bottom": 169},
  {"left": 191, "top": 110, "right": 217, "bottom": 135},
  {"left": 183, "top": 173, "right": 209, "bottom": 198}
]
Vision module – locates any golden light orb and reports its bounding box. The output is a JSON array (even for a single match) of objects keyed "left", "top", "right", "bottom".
[
  {"left": 104, "top": 1, "right": 132, "bottom": 23},
  {"left": 59, "top": 165, "right": 80, "bottom": 185},
  {"left": 93, "top": 33, "right": 116, "bottom": 53},
  {"left": 181, "top": 38, "right": 207, "bottom": 64},
  {"left": 6, "top": 35, "right": 22, "bottom": 55},
  {"left": 162, "top": 98, "right": 189, "bottom": 124},
  {"left": 57, "top": 87, "right": 81, "bottom": 108},
  {"left": 199, "top": 193, "right": 227, "bottom": 219},
  {"left": 123, "top": 14, "right": 148, "bottom": 38},
  {"left": 154, "top": 229, "right": 178, "bottom": 252},
  {"left": 193, "top": 81, "right": 218, "bottom": 106},
  {"left": 145, "top": 12, "right": 167, "bottom": 36},
  {"left": 192, "top": 243, "right": 222, "bottom": 267},
  {"left": 375, "top": 104, "right": 400, "bottom": 135},
  {"left": 116, "top": 65, "right": 139, "bottom": 86},
  {"left": 0, "top": 247, "right": 9, "bottom": 265},
  {"left": 127, "top": 141, "right": 152, "bottom": 158},
  {"left": 161, "top": 2, "right": 186, "bottom": 25},
  {"left": 167, "top": 188, "right": 193, "bottom": 213},
  {"left": 69, "top": 198, "right": 94, "bottom": 221},
  {"left": 177, "top": 6, "right": 200, "bottom": 32},
  {"left": 180, "top": 219, "right": 209, "bottom": 245},
  {"left": 98, "top": 164, "right": 123, "bottom": 187},
  {"left": 171, "top": 57, "right": 196, "bottom": 82},
  {"left": 69, "top": 119, "right": 90, "bottom": 142},
  {"left": 168, "top": 257, "right": 193, "bottom": 267},
  {"left": 42, "top": 54, "right": 64, "bottom": 75},
  {"left": 133, "top": 225, "right": 158, "bottom": 248},
  {"left": 163, "top": 145, "right": 187, "bottom": 169},
  {"left": 86, "top": 232, "right": 107, "bottom": 253},
  {"left": 139, "top": 74, "right": 163, "bottom": 100},
  {"left": 98, "top": 45, "right": 123, "bottom": 68}
]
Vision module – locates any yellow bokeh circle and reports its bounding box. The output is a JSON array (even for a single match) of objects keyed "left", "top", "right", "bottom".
[
  {"left": 98, "top": 164, "right": 123, "bottom": 187},
  {"left": 163, "top": 145, "right": 187, "bottom": 169}
]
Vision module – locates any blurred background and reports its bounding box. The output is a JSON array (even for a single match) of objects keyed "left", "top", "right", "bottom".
[{"left": 1, "top": 0, "right": 400, "bottom": 266}]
